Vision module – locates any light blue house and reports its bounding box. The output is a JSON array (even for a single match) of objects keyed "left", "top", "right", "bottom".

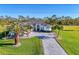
[
  {"left": 20, "top": 20, "right": 52, "bottom": 32},
  {"left": 32, "top": 21, "right": 52, "bottom": 32},
  {"left": 33, "top": 24, "right": 52, "bottom": 32}
]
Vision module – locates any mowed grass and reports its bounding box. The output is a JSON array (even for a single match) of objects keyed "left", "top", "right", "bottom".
[
  {"left": 63, "top": 26, "right": 79, "bottom": 31},
  {"left": 0, "top": 37, "right": 43, "bottom": 55},
  {"left": 58, "top": 31, "right": 79, "bottom": 55}
]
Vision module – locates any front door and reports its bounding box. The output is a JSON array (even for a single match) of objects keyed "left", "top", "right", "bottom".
[{"left": 37, "top": 25, "right": 40, "bottom": 31}]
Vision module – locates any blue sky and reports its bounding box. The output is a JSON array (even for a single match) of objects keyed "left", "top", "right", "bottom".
[{"left": 0, "top": 4, "right": 79, "bottom": 18}]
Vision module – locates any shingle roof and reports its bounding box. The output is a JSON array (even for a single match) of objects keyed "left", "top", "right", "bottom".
[{"left": 20, "top": 20, "right": 52, "bottom": 27}]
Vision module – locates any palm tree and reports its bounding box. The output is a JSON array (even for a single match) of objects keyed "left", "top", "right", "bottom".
[
  {"left": 52, "top": 24, "right": 63, "bottom": 38},
  {"left": 23, "top": 25, "right": 32, "bottom": 38},
  {"left": 14, "top": 22, "right": 21, "bottom": 47}
]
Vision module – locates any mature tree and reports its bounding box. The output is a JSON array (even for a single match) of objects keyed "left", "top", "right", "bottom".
[
  {"left": 14, "top": 22, "right": 21, "bottom": 47},
  {"left": 18, "top": 15, "right": 27, "bottom": 22},
  {"left": 23, "top": 25, "right": 32, "bottom": 38}
]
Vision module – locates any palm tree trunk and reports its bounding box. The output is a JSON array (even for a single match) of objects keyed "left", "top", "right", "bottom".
[{"left": 14, "top": 33, "right": 21, "bottom": 47}]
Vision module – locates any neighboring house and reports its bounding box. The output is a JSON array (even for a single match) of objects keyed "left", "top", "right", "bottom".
[
  {"left": 20, "top": 20, "right": 52, "bottom": 32},
  {"left": 7, "top": 32, "right": 15, "bottom": 39}
]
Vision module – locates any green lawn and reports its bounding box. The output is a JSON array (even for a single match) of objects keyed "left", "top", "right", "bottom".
[
  {"left": 58, "top": 31, "right": 79, "bottom": 55},
  {"left": 0, "top": 37, "right": 43, "bottom": 55}
]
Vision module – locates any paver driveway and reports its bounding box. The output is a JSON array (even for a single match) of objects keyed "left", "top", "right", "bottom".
[{"left": 30, "top": 32, "right": 67, "bottom": 55}]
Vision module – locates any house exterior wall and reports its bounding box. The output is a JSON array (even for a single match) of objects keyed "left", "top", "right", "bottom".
[
  {"left": 43, "top": 26, "right": 52, "bottom": 31},
  {"left": 33, "top": 24, "right": 52, "bottom": 32}
]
